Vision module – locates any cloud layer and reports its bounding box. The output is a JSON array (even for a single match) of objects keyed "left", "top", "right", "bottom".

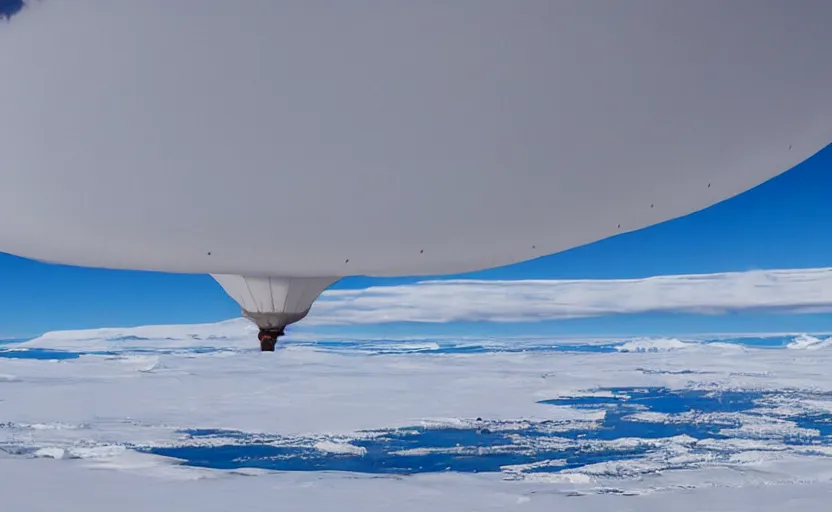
[{"left": 305, "top": 268, "right": 832, "bottom": 325}]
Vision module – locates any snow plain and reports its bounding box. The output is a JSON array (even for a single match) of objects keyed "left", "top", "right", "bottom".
[{"left": 4, "top": 318, "right": 832, "bottom": 510}]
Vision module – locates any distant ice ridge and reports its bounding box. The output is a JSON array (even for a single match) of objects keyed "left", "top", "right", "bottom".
[
  {"left": 787, "top": 334, "right": 832, "bottom": 350},
  {"left": 12, "top": 318, "right": 832, "bottom": 355},
  {"left": 614, "top": 338, "right": 691, "bottom": 353},
  {"left": 17, "top": 318, "right": 257, "bottom": 351}
]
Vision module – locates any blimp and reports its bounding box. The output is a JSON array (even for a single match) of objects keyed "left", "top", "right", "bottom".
[{"left": 1, "top": 1, "right": 830, "bottom": 350}]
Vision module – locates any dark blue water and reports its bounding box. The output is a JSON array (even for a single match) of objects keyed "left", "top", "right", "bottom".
[
  {"left": 540, "top": 388, "right": 761, "bottom": 415},
  {"left": 144, "top": 425, "right": 651, "bottom": 475},
  {"left": 140, "top": 386, "right": 832, "bottom": 476},
  {"left": 699, "top": 335, "right": 807, "bottom": 349},
  {"left": 0, "top": 348, "right": 81, "bottom": 360}
]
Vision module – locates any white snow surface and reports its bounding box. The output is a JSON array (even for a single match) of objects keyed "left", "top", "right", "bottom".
[{"left": 5, "top": 320, "right": 832, "bottom": 510}]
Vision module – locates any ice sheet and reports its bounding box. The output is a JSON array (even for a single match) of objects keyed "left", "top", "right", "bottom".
[{"left": 5, "top": 320, "right": 832, "bottom": 509}]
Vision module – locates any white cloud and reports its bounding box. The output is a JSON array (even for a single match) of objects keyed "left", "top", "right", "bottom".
[{"left": 305, "top": 267, "right": 832, "bottom": 325}]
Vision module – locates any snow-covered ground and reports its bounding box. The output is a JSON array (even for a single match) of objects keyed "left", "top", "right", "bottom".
[{"left": 4, "top": 318, "right": 832, "bottom": 510}]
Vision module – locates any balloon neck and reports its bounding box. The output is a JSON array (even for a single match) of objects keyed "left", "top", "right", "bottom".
[
  {"left": 211, "top": 274, "right": 339, "bottom": 351},
  {"left": 245, "top": 310, "right": 307, "bottom": 352},
  {"left": 257, "top": 327, "right": 285, "bottom": 352}
]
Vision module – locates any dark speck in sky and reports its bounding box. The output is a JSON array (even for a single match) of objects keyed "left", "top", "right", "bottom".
[{"left": 0, "top": 0, "right": 25, "bottom": 21}]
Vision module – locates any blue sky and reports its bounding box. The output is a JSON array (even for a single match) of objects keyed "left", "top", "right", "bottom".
[{"left": 1, "top": 144, "right": 830, "bottom": 339}]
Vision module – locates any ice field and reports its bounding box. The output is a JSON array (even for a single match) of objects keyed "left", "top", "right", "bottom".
[{"left": 3, "top": 319, "right": 832, "bottom": 510}]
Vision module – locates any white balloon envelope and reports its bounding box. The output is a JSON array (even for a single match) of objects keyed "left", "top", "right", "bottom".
[{"left": 1, "top": 1, "right": 830, "bottom": 347}]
